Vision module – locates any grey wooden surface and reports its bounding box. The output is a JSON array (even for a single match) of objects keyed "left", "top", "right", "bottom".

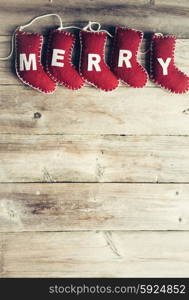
[{"left": 0, "top": 0, "right": 189, "bottom": 277}]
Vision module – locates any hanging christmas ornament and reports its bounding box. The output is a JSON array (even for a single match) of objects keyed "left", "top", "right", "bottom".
[
  {"left": 46, "top": 28, "right": 84, "bottom": 90},
  {"left": 150, "top": 33, "right": 189, "bottom": 93},
  {"left": 1, "top": 14, "right": 189, "bottom": 95},
  {"left": 111, "top": 27, "right": 148, "bottom": 88},
  {"left": 0, "top": 14, "right": 66, "bottom": 94},
  {"left": 15, "top": 14, "right": 63, "bottom": 94},
  {"left": 15, "top": 30, "right": 56, "bottom": 94},
  {"left": 79, "top": 21, "right": 119, "bottom": 92}
]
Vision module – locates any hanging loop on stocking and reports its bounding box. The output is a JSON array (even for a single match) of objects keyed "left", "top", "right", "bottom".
[
  {"left": 0, "top": 13, "right": 64, "bottom": 61},
  {"left": 138, "top": 32, "right": 163, "bottom": 55},
  {"left": 19, "top": 13, "right": 63, "bottom": 31},
  {"left": 83, "top": 21, "right": 101, "bottom": 32},
  {"left": 83, "top": 21, "right": 113, "bottom": 37},
  {"left": 19, "top": 14, "right": 84, "bottom": 32}
]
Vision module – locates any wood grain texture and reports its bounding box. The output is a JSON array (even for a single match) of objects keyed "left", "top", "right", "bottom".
[
  {"left": 156, "top": 1, "right": 189, "bottom": 8},
  {"left": 0, "top": 183, "right": 188, "bottom": 232},
  {"left": 1, "top": 86, "right": 189, "bottom": 135},
  {"left": 1, "top": 0, "right": 189, "bottom": 279},
  {"left": 0, "top": 0, "right": 189, "bottom": 37},
  {"left": 1, "top": 231, "right": 189, "bottom": 277},
  {"left": 1, "top": 135, "right": 189, "bottom": 183}
]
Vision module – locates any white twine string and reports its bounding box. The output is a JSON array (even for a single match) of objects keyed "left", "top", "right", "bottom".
[
  {"left": 140, "top": 49, "right": 150, "bottom": 55},
  {"left": 19, "top": 13, "right": 63, "bottom": 31},
  {"left": 0, "top": 13, "right": 150, "bottom": 61},
  {"left": 0, "top": 17, "right": 113, "bottom": 61},
  {"left": 154, "top": 33, "right": 164, "bottom": 36},
  {"left": 83, "top": 21, "right": 113, "bottom": 37},
  {"left": 0, "top": 13, "right": 66, "bottom": 61},
  {"left": 19, "top": 14, "right": 83, "bottom": 31}
]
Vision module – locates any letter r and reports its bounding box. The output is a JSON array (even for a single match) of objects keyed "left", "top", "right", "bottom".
[
  {"left": 118, "top": 50, "right": 132, "bottom": 68},
  {"left": 88, "top": 54, "right": 101, "bottom": 71}
]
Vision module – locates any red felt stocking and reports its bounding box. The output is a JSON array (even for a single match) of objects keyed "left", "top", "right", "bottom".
[
  {"left": 150, "top": 33, "right": 189, "bottom": 93},
  {"left": 15, "top": 30, "right": 56, "bottom": 93},
  {"left": 79, "top": 29, "right": 119, "bottom": 91},
  {"left": 46, "top": 29, "right": 84, "bottom": 90},
  {"left": 111, "top": 27, "right": 148, "bottom": 88}
]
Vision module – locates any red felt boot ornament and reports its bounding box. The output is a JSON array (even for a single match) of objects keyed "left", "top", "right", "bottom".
[
  {"left": 111, "top": 27, "right": 148, "bottom": 88},
  {"left": 1, "top": 13, "right": 189, "bottom": 96},
  {"left": 15, "top": 30, "right": 56, "bottom": 93},
  {"left": 79, "top": 22, "right": 119, "bottom": 91},
  {"left": 150, "top": 33, "right": 189, "bottom": 93},
  {"left": 46, "top": 29, "right": 84, "bottom": 90}
]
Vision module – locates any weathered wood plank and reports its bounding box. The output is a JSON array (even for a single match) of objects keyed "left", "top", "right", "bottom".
[
  {"left": 0, "top": 0, "right": 189, "bottom": 37},
  {"left": 1, "top": 231, "right": 189, "bottom": 277},
  {"left": 1, "top": 135, "right": 189, "bottom": 183},
  {"left": 156, "top": 1, "right": 189, "bottom": 8},
  {"left": 0, "top": 183, "right": 188, "bottom": 232},
  {"left": 0, "top": 0, "right": 150, "bottom": 35},
  {"left": 1, "top": 86, "right": 189, "bottom": 135},
  {"left": 0, "top": 233, "right": 3, "bottom": 275},
  {"left": 0, "top": 37, "right": 189, "bottom": 85}
]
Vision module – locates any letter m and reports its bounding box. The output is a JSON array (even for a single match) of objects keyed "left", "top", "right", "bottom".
[{"left": 19, "top": 53, "right": 37, "bottom": 71}]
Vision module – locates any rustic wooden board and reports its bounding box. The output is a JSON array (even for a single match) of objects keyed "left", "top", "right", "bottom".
[
  {"left": 1, "top": 0, "right": 189, "bottom": 279},
  {"left": 156, "top": 0, "right": 189, "bottom": 7},
  {"left": 1, "top": 231, "right": 189, "bottom": 277},
  {"left": 1, "top": 135, "right": 189, "bottom": 183},
  {"left": 0, "top": 0, "right": 189, "bottom": 37},
  {"left": 0, "top": 183, "right": 188, "bottom": 232},
  {"left": 1, "top": 86, "right": 189, "bottom": 135}
]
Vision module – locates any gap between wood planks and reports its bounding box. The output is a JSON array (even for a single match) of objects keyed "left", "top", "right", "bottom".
[
  {"left": 2, "top": 230, "right": 189, "bottom": 232},
  {"left": 1, "top": 228, "right": 184, "bottom": 237},
  {"left": 2, "top": 181, "right": 189, "bottom": 184},
  {"left": 1, "top": 1, "right": 189, "bottom": 39},
  {"left": 1, "top": 133, "right": 189, "bottom": 136}
]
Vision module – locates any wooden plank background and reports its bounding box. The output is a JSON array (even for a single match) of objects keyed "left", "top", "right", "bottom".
[{"left": 0, "top": 0, "right": 189, "bottom": 278}]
